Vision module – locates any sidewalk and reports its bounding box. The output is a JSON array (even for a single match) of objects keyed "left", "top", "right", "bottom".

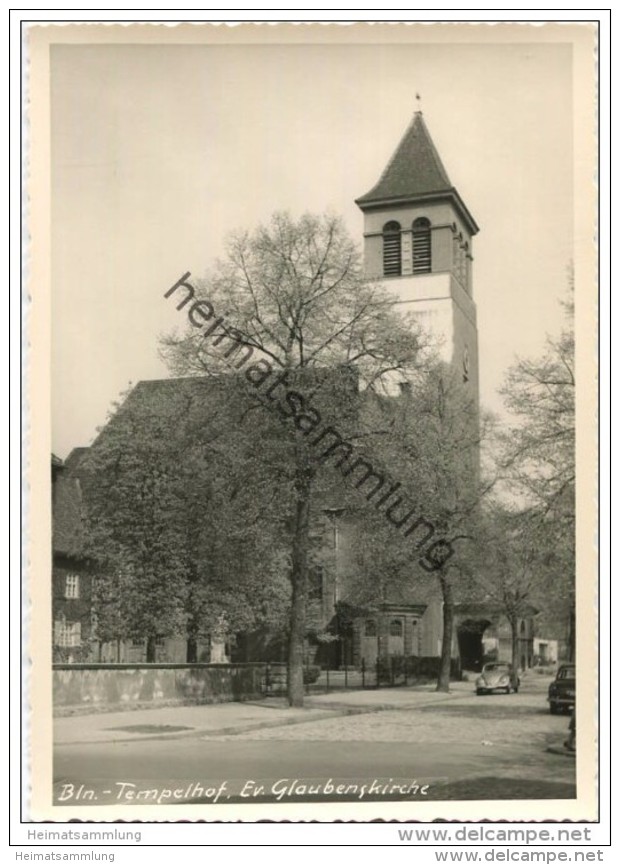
[
  {"left": 54, "top": 682, "right": 467, "bottom": 746},
  {"left": 305, "top": 680, "right": 471, "bottom": 711}
]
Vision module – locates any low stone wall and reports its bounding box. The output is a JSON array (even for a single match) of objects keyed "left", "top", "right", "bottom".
[{"left": 53, "top": 663, "right": 271, "bottom": 714}]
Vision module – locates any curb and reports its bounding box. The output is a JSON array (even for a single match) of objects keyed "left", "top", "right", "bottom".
[
  {"left": 55, "top": 690, "right": 463, "bottom": 746},
  {"left": 303, "top": 692, "right": 458, "bottom": 713},
  {"left": 54, "top": 708, "right": 348, "bottom": 747},
  {"left": 546, "top": 745, "right": 576, "bottom": 758}
]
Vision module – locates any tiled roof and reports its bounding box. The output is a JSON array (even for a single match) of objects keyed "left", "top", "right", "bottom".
[
  {"left": 89, "top": 367, "right": 361, "bottom": 453},
  {"left": 64, "top": 447, "right": 90, "bottom": 474},
  {"left": 356, "top": 112, "right": 479, "bottom": 234},
  {"left": 52, "top": 468, "right": 85, "bottom": 558},
  {"left": 340, "top": 565, "right": 441, "bottom": 612},
  {"left": 357, "top": 112, "right": 452, "bottom": 205}
]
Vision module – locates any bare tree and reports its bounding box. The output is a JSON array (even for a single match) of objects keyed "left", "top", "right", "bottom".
[{"left": 498, "top": 286, "right": 575, "bottom": 658}]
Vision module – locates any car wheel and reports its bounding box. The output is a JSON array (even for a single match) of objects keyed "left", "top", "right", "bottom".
[
  {"left": 476, "top": 689, "right": 484, "bottom": 696},
  {"left": 505, "top": 686, "right": 511, "bottom": 694},
  {"left": 550, "top": 703, "right": 559, "bottom": 714}
]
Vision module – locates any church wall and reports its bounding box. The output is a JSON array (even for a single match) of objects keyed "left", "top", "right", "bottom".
[
  {"left": 386, "top": 272, "right": 451, "bottom": 305},
  {"left": 362, "top": 201, "right": 474, "bottom": 282},
  {"left": 363, "top": 201, "right": 461, "bottom": 235},
  {"left": 431, "top": 224, "right": 454, "bottom": 272},
  {"left": 382, "top": 273, "right": 454, "bottom": 367},
  {"left": 417, "top": 599, "right": 460, "bottom": 659},
  {"left": 364, "top": 232, "right": 383, "bottom": 279},
  {"left": 419, "top": 599, "right": 442, "bottom": 657},
  {"left": 449, "top": 274, "right": 480, "bottom": 406}
]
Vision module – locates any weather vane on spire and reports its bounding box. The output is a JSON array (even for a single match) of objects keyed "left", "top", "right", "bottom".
[{"left": 415, "top": 92, "right": 422, "bottom": 113}]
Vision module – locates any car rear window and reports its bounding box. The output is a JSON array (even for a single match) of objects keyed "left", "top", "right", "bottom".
[{"left": 557, "top": 667, "right": 575, "bottom": 680}]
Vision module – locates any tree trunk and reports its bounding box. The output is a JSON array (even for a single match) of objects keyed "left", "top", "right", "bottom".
[
  {"left": 436, "top": 574, "right": 454, "bottom": 692},
  {"left": 146, "top": 635, "right": 157, "bottom": 663},
  {"left": 185, "top": 565, "right": 200, "bottom": 664},
  {"left": 186, "top": 636, "right": 198, "bottom": 663},
  {"left": 287, "top": 467, "right": 311, "bottom": 708}
]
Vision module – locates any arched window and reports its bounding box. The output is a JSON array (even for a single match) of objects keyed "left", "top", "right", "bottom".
[
  {"left": 365, "top": 619, "right": 377, "bottom": 637},
  {"left": 389, "top": 619, "right": 403, "bottom": 637},
  {"left": 412, "top": 217, "right": 431, "bottom": 274},
  {"left": 382, "top": 221, "right": 402, "bottom": 276}
]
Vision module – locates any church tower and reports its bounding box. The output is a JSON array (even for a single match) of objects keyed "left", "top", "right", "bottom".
[{"left": 356, "top": 111, "right": 480, "bottom": 404}]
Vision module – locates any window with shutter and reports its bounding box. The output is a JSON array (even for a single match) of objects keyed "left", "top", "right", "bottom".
[
  {"left": 382, "top": 221, "right": 402, "bottom": 276},
  {"left": 412, "top": 217, "right": 431, "bottom": 273}
]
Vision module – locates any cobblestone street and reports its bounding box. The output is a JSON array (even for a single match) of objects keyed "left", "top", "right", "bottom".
[
  {"left": 207, "top": 676, "right": 570, "bottom": 747},
  {"left": 202, "top": 675, "right": 576, "bottom": 792},
  {"left": 55, "top": 673, "right": 577, "bottom": 806}
]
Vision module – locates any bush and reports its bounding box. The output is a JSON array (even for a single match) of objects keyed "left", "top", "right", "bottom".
[
  {"left": 303, "top": 665, "right": 321, "bottom": 685},
  {"left": 52, "top": 644, "right": 94, "bottom": 664},
  {"left": 376, "top": 656, "right": 399, "bottom": 683}
]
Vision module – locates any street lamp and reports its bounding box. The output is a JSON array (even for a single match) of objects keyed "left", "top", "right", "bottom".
[{"left": 323, "top": 507, "right": 345, "bottom": 608}]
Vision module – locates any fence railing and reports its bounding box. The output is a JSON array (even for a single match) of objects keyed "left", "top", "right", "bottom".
[{"left": 263, "top": 656, "right": 461, "bottom": 696}]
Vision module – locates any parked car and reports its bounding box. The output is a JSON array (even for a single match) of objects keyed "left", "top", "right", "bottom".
[
  {"left": 475, "top": 662, "right": 520, "bottom": 695},
  {"left": 548, "top": 664, "right": 575, "bottom": 714}
]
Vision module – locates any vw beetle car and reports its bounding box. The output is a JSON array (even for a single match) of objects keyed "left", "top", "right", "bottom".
[
  {"left": 548, "top": 664, "right": 575, "bottom": 714},
  {"left": 475, "top": 662, "right": 520, "bottom": 695}
]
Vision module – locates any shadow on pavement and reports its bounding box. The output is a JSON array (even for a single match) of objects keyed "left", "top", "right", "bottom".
[{"left": 430, "top": 777, "right": 576, "bottom": 800}]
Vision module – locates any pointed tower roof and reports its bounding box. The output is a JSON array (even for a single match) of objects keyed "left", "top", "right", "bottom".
[{"left": 356, "top": 112, "right": 479, "bottom": 235}]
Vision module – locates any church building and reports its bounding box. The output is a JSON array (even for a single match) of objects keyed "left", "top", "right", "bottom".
[
  {"left": 356, "top": 109, "right": 480, "bottom": 403},
  {"left": 329, "top": 110, "right": 535, "bottom": 673},
  {"left": 52, "top": 110, "right": 538, "bottom": 675}
]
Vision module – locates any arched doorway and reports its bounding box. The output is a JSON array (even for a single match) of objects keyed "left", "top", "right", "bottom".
[{"left": 457, "top": 619, "right": 492, "bottom": 672}]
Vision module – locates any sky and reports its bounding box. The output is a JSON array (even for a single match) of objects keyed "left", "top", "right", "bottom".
[{"left": 50, "top": 36, "right": 576, "bottom": 459}]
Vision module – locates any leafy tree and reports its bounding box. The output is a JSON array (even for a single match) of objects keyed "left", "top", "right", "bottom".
[
  {"left": 469, "top": 506, "right": 544, "bottom": 671},
  {"left": 160, "top": 211, "right": 427, "bottom": 705},
  {"left": 81, "top": 379, "right": 291, "bottom": 662},
  {"left": 500, "top": 300, "right": 574, "bottom": 519},
  {"left": 81, "top": 386, "right": 191, "bottom": 661},
  {"left": 177, "top": 437, "right": 291, "bottom": 661},
  {"left": 406, "top": 367, "right": 488, "bottom": 691},
  {"left": 272, "top": 358, "right": 489, "bottom": 691}
]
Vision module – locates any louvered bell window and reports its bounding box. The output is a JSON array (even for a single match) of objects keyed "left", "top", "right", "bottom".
[
  {"left": 412, "top": 217, "right": 432, "bottom": 273},
  {"left": 382, "top": 221, "right": 402, "bottom": 276}
]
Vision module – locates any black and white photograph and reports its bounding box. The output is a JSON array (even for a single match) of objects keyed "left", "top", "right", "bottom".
[{"left": 24, "top": 21, "right": 599, "bottom": 824}]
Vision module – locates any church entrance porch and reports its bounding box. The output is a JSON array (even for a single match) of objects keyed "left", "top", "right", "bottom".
[
  {"left": 352, "top": 604, "right": 426, "bottom": 669},
  {"left": 456, "top": 618, "right": 492, "bottom": 673},
  {"left": 454, "top": 603, "right": 538, "bottom": 673}
]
